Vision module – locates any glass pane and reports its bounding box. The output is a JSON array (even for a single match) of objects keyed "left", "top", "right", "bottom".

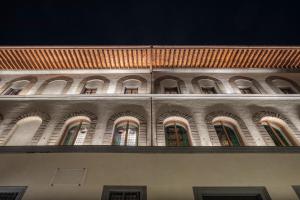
[
  {"left": 126, "top": 122, "right": 138, "bottom": 146},
  {"left": 63, "top": 123, "right": 80, "bottom": 145},
  {"left": 4, "top": 88, "right": 22, "bottom": 95},
  {"left": 214, "top": 125, "right": 230, "bottom": 146},
  {"left": 0, "top": 192, "right": 19, "bottom": 200},
  {"left": 225, "top": 126, "right": 240, "bottom": 146},
  {"left": 113, "top": 122, "right": 127, "bottom": 145},
  {"left": 176, "top": 124, "right": 189, "bottom": 146},
  {"left": 165, "top": 125, "right": 177, "bottom": 146},
  {"left": 82, "top": 87, "right": 97, "bottom": 94},
  {"left": 202, "top": 87, "right": 217, "bottom": 94},
  {"left": 203, "top": 195, "right": 263, "bottom": 200},
  {"left": 109, "top": 192, "right": 124, "bottom": 200},
  {"left": 264, "top": 124, "right": 291, "bottom": 146},
  {"left": 240, "top": 87, "right": 253, "bottom": 94},
  {"left": 279, "top": 87, "right": 296, "bottom": 94},
  {"left": 124, "top": 192, "right": 140, "bottom": 200},
  {"left": 164, "top": 87, "right": 179, "bottom": 94},
  {"left": 124, "top": 88, "right": 138, "bottom": 94}
]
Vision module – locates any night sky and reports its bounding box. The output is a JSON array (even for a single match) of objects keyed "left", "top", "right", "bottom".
[{"left": 1, "top": 1, "right": 300, "bottom": 45}]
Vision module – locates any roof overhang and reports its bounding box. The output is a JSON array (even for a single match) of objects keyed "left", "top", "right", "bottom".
[{"left": 0, "top": 46, "right": 300, "bottom": 70}]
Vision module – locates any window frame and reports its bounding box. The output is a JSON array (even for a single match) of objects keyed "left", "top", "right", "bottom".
[
  {"left": 213, "top": 120, "right": 244, "bottom": 147},
  {"left": 101, "top": 185, "right": 147, "bottom": 200},
  {"left": 201, "top": 86, "right": 218, "bottom": 94},
  {"left": 193, "top": 187, "right": 271, "bottom": 200},
  {"left": 292, "top": 186, "right": 300, "bottom": 199},
  {"left": 164, "top": 121, "right": 191, "bottom": 147},
  {"left": 112, "top": 120, "right": 139, "bottom": 146},
  {"left": 59, "top": 119, "right": 90, "bottom": 145},
  {"left": 124, "top": 87, "right": 139, "bottom": 94},
  {"left": 0, "top": 186, "right": 27, "bottom": 200},
  {"left": 164, "top": 87, "right": 180, "bottom": 94},
  {"left": 81, "top": 87, "right": 97, "bottom": 94}
]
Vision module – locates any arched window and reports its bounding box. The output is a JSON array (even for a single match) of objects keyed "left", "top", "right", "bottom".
[
  {"left": 2, "top": 80, "right": 30, "bottom": 95},
  {"left": 42, "top": 80, "right": 67, "bottom": 95},
  {"left": 112, "top": 119, "right": 139, "bottom": 146},
  {"left": 161, "top": 79, "right": 180, "bottom": 94},
  {"left": 229, "top": 76, "right": 265, "bottom": 94},
  {"left": 122, "top": 79, "right": 141, "bottom": 94},
  {"left": 6, "top": 116, "right": 42, "bottom": 146},
  {"left": 213, "top": 119, "right": 243, "bottom": 146},
  {"left": 260, "top": 117, "right": 297, "bottom": 146},
  {"left": 268, "top": 77, "right": 298, "bottom": 94},
  {"left": 81, "top": 79, "right": 104, "bottom": 94},
  {"left": 164, "top": 118, "right": 190, "bottom": 147},
  {"left": 60, "top": 117, "right": 90, "bottom": 145}
]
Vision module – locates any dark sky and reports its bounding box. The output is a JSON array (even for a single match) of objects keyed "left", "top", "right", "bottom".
[{"left": 1, "top": 1, "right": 300, "bottom": 45}]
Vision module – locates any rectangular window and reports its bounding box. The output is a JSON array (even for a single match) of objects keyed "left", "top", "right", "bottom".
[
  {"left": 292, "top": 186, "right": 300, "bottom": 198},
  {"left": 201, "top": 87, "right": 217, "bottom": 94},
  {"left": 239, "top": 87, "right": 254, "bottom": 94},
  {"left": 164, "top": 87, "right": 179, "bottom": 94},
  {"left": 0, "top": 186, "right": 27, "bottom": 200},
  {"left": 81, "top": 87, "right": 97, "bottom": 94},
  {"left": 101, "top": 186, "right": 147, "bottom": 200},
  {"left": 193, "top": 187, "right": 271, "bottom": 200},
  {"left": 4, "top": 88, "right": 22, "bottom": 95},
  {"left": 124, "top": 88, "right": 138, "bottom": 94},
  {"left": 279, "top": 87, "right": 296, "bottom": 94}
]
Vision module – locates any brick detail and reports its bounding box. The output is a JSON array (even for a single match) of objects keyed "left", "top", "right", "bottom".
[
  {"left": 115, "top": 75, "right": 147, "bottom": 93},
  {"left": 47, "top": 111, "right": 97, "bottom": 145},
  {"left": 76, "top": 75, "right": 110, "bottom": 94},
  {"left": 0, "top": 111, "right": 50, "bottom": 145},
  {"left": 35, "top": 76, "right": 73, "bottom": 94},
  {"left": 205, "top": 111, "right": 255, "bottom": 146},
  {"left": 0, "top": 76, "right": 37, "bottom": 95},
  {"left": 102, "top": 111, "right": 147, "bottom": 146},
  {"left": 156, "top": 110, "right": 200, "bottom": 146},
  {"left": 253, "top": 110, "right": 300, "bottom": 146},
  {"left": 191, "top": 76, "right": 225, "bottom": 94},
  {"left": 266, "top": 76, "right": 300, "bottom": 94},
  {"left": 229, "top": 76, "right": 267, "bottom": 94},
  {"left": 154, "top": 75, "right": 187, "bottom": 94}
]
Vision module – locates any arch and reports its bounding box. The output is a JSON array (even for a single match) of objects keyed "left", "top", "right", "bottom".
[
  {"left": 77, "top": 76, "right": 110, "bottom": 94},
  {"left": 205, "top": 111, "right": 255, "bottom": 146},
  {"left": 229, "top": 76, "right": 266, "bottom": 94},
  {"left": 163, "top": 116, "right": 192, "bottom": 146},
  {"left": 59, "top": 116, "right": 91, "bottom": 145},
  {"left": 191, "top": 76, "right": 225, "bottom": 94},
  {"left": 103, "top": 111, "right": 147, "bottom": 146},
  {"left": 266, "top": 76, "right": 300, "bottom": 94},
  {"left": 154, "top": 75, "right": 187, "bottom": 94},
  {"left": 156, "top": 111, "right": 200, "bottom": 146},
  {"left": 112, "top": 116, "right": 140, "bottom": 146},
  {"left": 253, "top": 111, "right": 300, "bottom": 146},
  {"left": 0, "top": 76, "right": 37, "bottom": 95},
  {"left": 116, "top": 75, "right": 147, "bottom": 93},
  {"left": 0, "top": 111, "right": 50, "bottom": 145},
  {"left": 48, "top": 111, "right": 97, "bottom": 145},
  {"left": 36, "top": 76, "right": 73, "bottom": 95}
]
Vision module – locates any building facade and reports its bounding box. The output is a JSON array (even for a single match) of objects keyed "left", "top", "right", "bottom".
[{"left": 0, "top": 46, "right": 300, "bottom": 199}]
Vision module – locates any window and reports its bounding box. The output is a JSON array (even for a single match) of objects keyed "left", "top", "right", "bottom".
[
  {"left": 81, "top": 87, "right": 97, "bottom": 94},
  {"left": 2, "top": 80, "right": 30, "bottom": 95},
  {"left": 165, "top": 121, "right": 190, "bottom": 147},
  {"left": 4, "top": 88, "right": 22, "bottom": 95},
  {"left": 124, "top": 87, "right": 138, "bottom": 94},
  {"left": 101, "top": 186, "right": 147, "bottom": 200},
  {"left": 214, "top": 121, "right": 243, "bottom": 147},
  {"left": 60, "top": 119, "right": 90, "bottom": 145},
  {"left": 6, "top": 116, "right": 42, "bottom": 146},
  {"left": 292, "top": 186, "right": 300, "bottom": 199},
  {"left": 239, "top": 87, "right": 254, "bottom": 94},
  {"left": 278, "top": 87, "right": 296, "bottom": 94},
  {"left": 261, "top": 120, "right": 293, "bottom": 146},
  {"left": 113, "top": 120, "right": 139, "bottom": 146},
  {"left": 193, "top": 187, "right": 271, "bottom": 200},
  {"left": 201, "top": 87, "right": 217, "bottom": 94},
  {"left": 164, "top": 87, "right": 179, "bottom": 94},
  {"left": 0, "top": 186, "right": 27, "bottom": 200}
]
